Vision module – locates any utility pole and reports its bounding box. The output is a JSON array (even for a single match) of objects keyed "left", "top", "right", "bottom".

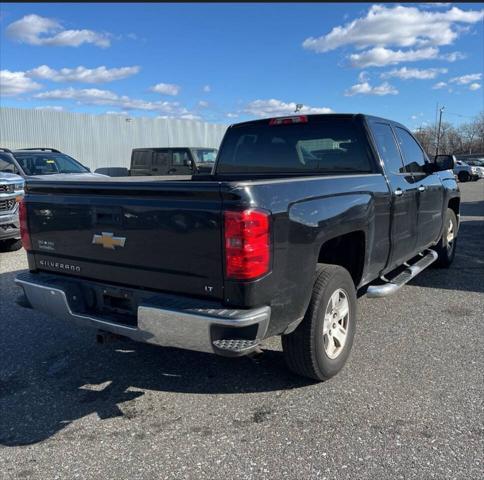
[{"left": 436, "top": 106, "right": 445, "bottom": 156}]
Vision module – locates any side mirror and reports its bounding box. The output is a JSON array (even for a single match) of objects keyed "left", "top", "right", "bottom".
[{"left": 434, "top": 154, "right": 455, "bottom": 172}]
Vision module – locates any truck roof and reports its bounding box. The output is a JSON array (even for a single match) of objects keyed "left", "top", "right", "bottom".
[{"left": 230, "top": 113, "right": 407, "bottom": 130}]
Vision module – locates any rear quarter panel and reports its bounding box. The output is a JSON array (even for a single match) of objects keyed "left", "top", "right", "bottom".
[{"left": 221, "top": 174, "right": 391, "bottom": 336}]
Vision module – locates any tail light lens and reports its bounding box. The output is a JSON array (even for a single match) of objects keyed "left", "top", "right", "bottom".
[
  {"left": 224, "top": 209, "right": 271, "bottom": 280},
  {"left": 18, "top": 200, "right": 32, "bottom": 251}
]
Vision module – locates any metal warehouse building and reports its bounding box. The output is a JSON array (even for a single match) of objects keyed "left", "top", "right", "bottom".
[{"left": 0, "top": 107, "right": 228, "bottom": 172}]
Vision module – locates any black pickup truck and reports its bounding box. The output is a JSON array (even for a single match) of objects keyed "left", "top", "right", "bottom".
[{"left": 15, "top": 114, "right": 459, "bottom": 381}]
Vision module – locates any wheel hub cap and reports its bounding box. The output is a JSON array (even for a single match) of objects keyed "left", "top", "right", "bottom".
[
  {"left": 446, "top": 219, "right": 454, "bottom": 249},
  {"left": 323, "top": 288, "right": 350, "bottom": 359}
]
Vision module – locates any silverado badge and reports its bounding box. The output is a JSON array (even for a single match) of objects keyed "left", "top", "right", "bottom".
[{"left": 92, "top": 232, "right": 126, "bottom": 250}]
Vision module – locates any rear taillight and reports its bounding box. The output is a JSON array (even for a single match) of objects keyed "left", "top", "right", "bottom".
[
  {"left": 224, "top": 209, "right": 271, "bottom": 280},
  {"left": 18, "top": 200, "right": 32, "bottom": 251}
]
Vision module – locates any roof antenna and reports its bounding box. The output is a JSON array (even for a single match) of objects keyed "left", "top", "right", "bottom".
[{"left": 295, "top": 104, "right": 303, "bottom": 113}]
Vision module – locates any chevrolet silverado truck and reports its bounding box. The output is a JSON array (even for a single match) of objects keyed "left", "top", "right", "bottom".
[
  {"left": 0, "top": 171, "right": 24, "bottom": 251},
  {"left": 15, "top": 114, "right": 459, "bottom": 381}
]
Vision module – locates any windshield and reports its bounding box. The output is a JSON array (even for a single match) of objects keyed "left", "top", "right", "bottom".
[
  {"left": 13, "top": 153, "right": 89, "bottom": 176},
  {"left": 465, "top": 159, "right": 484, "bottom": 166},
  {"left": 193, "top": 149, "right": 217, "bottom": 164},
  {"left": 0, "top": 156, "right": 18, "bottom": 174},
  {"left": 217, "top": 118, "right": 372, "bottom": 174}
]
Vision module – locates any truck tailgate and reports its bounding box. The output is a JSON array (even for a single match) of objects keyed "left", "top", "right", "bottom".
[{"left": 25, "top": 180, "right": 224, "bottom": 299}]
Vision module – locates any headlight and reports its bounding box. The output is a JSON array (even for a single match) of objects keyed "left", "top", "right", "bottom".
[{"left": 471, "top": 167, "right": 478, "bottom": 173}]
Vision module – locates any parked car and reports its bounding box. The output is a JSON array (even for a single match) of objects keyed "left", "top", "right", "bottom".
[
  {"left": 0, "top": 148, "right": 106, "bottom": 180},
  {"left": 450, "top": 158, "right": 480, "bottom": 182},
  {"left": 15, "top": 114, "right": 459, "bottom": 381},
  {"left": 460, "top": 158, "right": 484, "bottom": 179},
  {"left": 0, "top": 171, "right": 24, "bottom": 251}
]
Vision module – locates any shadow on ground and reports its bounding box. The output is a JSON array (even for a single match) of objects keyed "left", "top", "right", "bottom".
[
  {"left": 409, "top": 217, "right": 484, "bottom": 293},
  {"left": 0, "top": 267, "right": 312, "bottom": 446}
]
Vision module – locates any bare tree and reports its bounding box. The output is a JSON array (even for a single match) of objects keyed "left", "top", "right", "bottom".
[{"left": 413, "top": 111, "right": 483, "bottom": 157}]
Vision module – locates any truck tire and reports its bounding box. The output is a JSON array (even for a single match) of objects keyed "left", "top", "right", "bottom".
[
  {"left": 282, "top": 264, "right": 356, "bottom": 381},
  {"left": 0, "top": 239, "right": 22, "bottom": 252},
  {"left": 433, "top": 208, "right": 457, "bottom": 268},
  {"left": 458, "top": 171, "right": 469, "bottom": 182}
]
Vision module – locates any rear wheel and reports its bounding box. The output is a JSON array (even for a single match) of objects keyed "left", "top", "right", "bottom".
[
  {"left": 458, "top": 171, "right": 470, "bottom": 182},
  {"left": 434, "top": 208, "right": 457, "bottom": 268},
  {"left": 282, "top": 264, "right": 356, "bottom": 381}
]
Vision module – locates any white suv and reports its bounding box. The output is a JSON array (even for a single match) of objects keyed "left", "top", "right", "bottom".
[{"left": 453, "top": 160, "right": 480, "bottom": 182}]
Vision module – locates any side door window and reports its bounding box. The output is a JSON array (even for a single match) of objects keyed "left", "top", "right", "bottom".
[
  {"left": 171, "top": 149, "right": 193, "bottom": 174},
  {"left": 371, "top": 123, "right": 406, "bottom": 174},
  {"left": 394, "top": 127, "right": 428, "bottom": 175},
  {"left": 153, "top": 150, "right": 171, "bottom": 174}
]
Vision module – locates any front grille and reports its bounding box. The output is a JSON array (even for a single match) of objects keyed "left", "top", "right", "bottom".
[
  {"left": 0, "top": 184, "right": 15, "bottom": 194},
  {"left": 0, "top": 199, "right": 16, "bottom": 211}
]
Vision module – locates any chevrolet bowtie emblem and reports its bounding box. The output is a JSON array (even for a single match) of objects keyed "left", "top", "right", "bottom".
[{"left": 92, "top": 232, "right": 126, "bottom": 250}]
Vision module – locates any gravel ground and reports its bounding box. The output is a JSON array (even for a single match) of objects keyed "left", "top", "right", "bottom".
[{"left": 0, "top": 181, "right": 483, "bottom": 480}]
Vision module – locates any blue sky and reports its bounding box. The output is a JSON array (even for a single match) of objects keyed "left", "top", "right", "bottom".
[{"left": 0, "top": 3, "right": 482, "bottom": 128}]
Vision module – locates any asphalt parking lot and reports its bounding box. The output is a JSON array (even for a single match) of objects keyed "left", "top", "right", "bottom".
[{"left": 0, "top": 181, "right": 483, "bottom": 480}]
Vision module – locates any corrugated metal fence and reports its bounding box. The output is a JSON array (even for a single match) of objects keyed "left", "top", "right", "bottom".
[{"left": 0, "top": 107, "right": 228, "bottom": 171}]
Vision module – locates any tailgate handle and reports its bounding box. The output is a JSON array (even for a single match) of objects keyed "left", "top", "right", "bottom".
[{"left": 93, "top": 208, "right": 123, "bottom": 226}]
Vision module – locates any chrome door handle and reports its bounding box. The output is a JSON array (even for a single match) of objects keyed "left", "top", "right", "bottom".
[
  {"left": 418, "top": 186, "right": 426, "bottom": 192},
  {"left": 394, "top": 188, "right": 404, "bottom": 197}
]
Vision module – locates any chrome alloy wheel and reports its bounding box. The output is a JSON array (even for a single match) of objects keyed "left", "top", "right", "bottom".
[
  {"left": 322, "top": 288, "right": 350, "bottom": 359},
  {"left": 446, "top": 218, "right": 455, "bottom": 252}
]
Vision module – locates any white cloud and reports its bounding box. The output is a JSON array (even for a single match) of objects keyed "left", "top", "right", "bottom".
[
  {"left": 34, "top": 87, "right": 193, "bottom": 117},
  {"left": 198, "top": 100, "right": 209, "bottom": 108},
  {"left": 350, "top": 47, "right": 439, "bottom": 68},
  {"left": 441, "top": 51, "right": 465, "bottom": 62},
  {"left": 381, "top": 67, "right": 447, "bottom": 80},
  {"left": 244, "top": 99, "right": 333, "bottom": 118},
  {"left": 179, "top": 114, "right": 202, "bottom": 120},
  {"left": 469, "top": 83, "right": 481, "bottom": 91},
  {"left": 302, "top": 5, "right": 483, "bottom": 53},
  {"left": 0, "top": 69, "right": 42, "bottom": 96},
  {"left": 449, "top": 73, "right": 482, "bottom": 84},
  {"left": 150, "top": 83, "right": 181, "bottom": 96},
  {"left": 202, "top": 85, "right": 211, "bottom": 93},
  {"left": 34, "top": 105, "right": 64, "bottom": 111},
  {"left": 226, "top": 112, "right": 239, "bottom": 119},
  {"left": 28, "top": 65, "right": 140, "bottom": 83},
  {"left": 432, "top": 81, "right": 447, "bottom": 89},
  {"left": 358, "top": 71, "right": 370, "bottom": 82},
  {"left": 6, "top": 14, "right": 111, "bottom": 48},
  {"left": 105, "top": 110, "right": 129, "bottom": 115},
  {"left": 344, "top": 81, "right": 398, "bottom": 96}
]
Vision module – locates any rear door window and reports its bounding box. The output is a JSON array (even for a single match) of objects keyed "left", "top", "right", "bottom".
[
  {"left": 217, "top": 118, "right": 373, "bottom": 174},
  {"left": 153, "top": 150, "right": 171, "bottom": 172},
  {"left": 370, "top": 123, "right": 405, "bottom": 174}
]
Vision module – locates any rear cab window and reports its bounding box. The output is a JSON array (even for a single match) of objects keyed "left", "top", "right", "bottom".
[{"left": 216, "top": 116, "right": 374, "bottom": 175}]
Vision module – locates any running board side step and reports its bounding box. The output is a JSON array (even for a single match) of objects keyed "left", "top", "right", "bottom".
[{"left": 366, "top": 249, "right": 438, "bottom": 298}]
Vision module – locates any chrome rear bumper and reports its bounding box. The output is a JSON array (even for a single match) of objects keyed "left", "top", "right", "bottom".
[{"left": 15, "top": 272, "right": 270, "bottom": 356}]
